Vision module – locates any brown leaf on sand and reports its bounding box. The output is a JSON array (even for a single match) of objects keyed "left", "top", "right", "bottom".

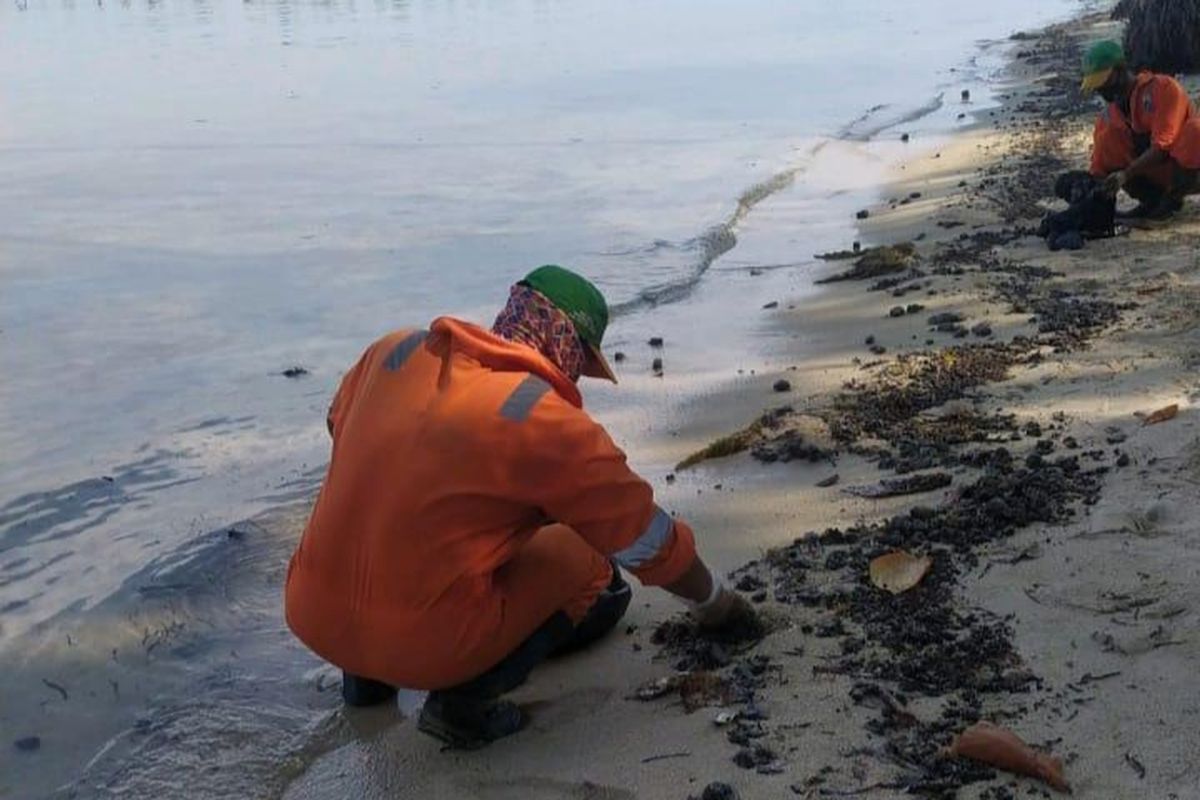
[
  {"left": 943, "top": 721, "right": 1071, "bottom": 793},
  {"left": 634, "top": 671, "right": 732, "bottom": 713},
  {"left": 1142, "top": 404, "right": 1178, "bottom": 425},
  {"left": 869, "top": 551, "right": 932, "bottom": 594},
  {"left": 678, "top": 672, "right": 733, "bottom": 712}
]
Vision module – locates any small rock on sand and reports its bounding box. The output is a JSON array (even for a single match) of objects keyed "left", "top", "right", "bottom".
[
  {"left": 613, "top": 351, "right": 626, "bottom": 362},
  {"left": 972, "top": 323, "right": 993, "bottom": 337},
  {"left": 928, "top": 311, "right": 964, "bottom": 326},
  {"left": 14, "top": 736, "right": 41, "bottom": 752},
  {"left": 693, "top": 782, "right": 738, "bottom": 800},
  {"left": 652, "top": 357, "right": 664, "bottom": 376},
  {"left": 772, "top": 379, "right": 792, "bottom": 393},
  {"left": 762, "top": 301, "right": 779, "bottom": 310},
  {"left": 281, "top": 366, "right": 309, "bottom": 378},
  {"left": 856, "top": 209, "right": 870, "bottom": 220},
  {"left": 732, "top": 744, "right": 777, "bottom": 770},
  {"left": 900, "top": 133, "right": 910, "bottom": 142},
  {"left": 889, "top": 306, "right": 905, "bottom": 318},
  {"left": 648, "top": 337, "right": 664, "bottom": 348}
]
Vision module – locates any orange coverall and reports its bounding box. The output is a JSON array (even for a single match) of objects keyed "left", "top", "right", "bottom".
[
  {"left": 285, "top": 317, "right": 697, "bottom": 690},
  {"left": 1090, "top": 101, "right": 1176, "bottom": 189},
  {"left": 1128, "top": 72, "right": 1200, "bottom": 171}
]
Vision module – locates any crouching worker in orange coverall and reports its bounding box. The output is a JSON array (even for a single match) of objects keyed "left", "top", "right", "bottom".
[
  {"left": 1082, "top": 40, "right": 1200, "bottom": 219},
  {"left": 1089, "top": 99, "right": 1179, "bottom": 218},
  {"left": 285, "top": 265, "right": 760, "bottom": 749}
]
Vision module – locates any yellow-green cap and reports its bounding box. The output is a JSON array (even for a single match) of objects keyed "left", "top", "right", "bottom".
[{"left": 1081, "top": 40, "right": 1125, "bottom": 92}]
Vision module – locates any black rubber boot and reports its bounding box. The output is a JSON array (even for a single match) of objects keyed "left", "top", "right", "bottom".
[
  {"left": 1119, "top": 176, "right": 1166, "bottom": 218},
  {"left": 417, "top": 693, "right": 524, "bottom": 750},
  {"left": 414, "top": 612, "right": 573, "bottom": 748},
  {"left": 341, "top": 673, "right": 397, "bottom": 707},
  {"left": 412, "top": 563, "right": 630, "bottom": 748},
  {"left": 1146, "top": 195, "right": 1184, "bottom": 219}
]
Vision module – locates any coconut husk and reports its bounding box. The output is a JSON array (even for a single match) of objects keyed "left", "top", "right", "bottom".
[{"left": 1142, "top": 403, "right": 1179, "bottom": 425}]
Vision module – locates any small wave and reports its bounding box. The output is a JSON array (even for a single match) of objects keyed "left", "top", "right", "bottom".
[
  {"left": 608, "top": 149, "right": 824, "bottom": 317},
  {"left": 838, "top": 93, "right": 946, "bottom": 142},
  {"left": 590, "top": 239, "right": 677, "bottom": 258}
]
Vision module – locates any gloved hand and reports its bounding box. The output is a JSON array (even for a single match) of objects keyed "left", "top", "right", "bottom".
[{"left": 690, "top": 580, "right": 763, "bottom": 640}]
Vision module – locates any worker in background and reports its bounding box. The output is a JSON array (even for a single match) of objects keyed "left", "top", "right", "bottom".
[
  {"left": 1089, "top": 99, "right": 1177, "bottom": 217},
  {"left": 1082, "top": 40, "right": 1200, "bottom": 218},
  {"left": 285, "top": 265, "right": 760, "bottom": 749}
]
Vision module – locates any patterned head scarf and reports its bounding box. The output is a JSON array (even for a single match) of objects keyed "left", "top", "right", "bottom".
[{"left": 492, "top": 283, "right": 586, "bottom": 381}]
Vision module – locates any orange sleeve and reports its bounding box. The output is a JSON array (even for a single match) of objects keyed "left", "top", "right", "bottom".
[
  {"left": 1147, "top": 77, "right": 1191, "bottom": 152},
  {"left": 1089, "top": 116, "right": 1107, "bottom": 177},
  {"left": 513, "top": 397, "right": 698, "bottom": 587},
  {"left": 327, "top": 344, "right": 376, "bottom": 437},
  {"left": 326, "top": 328, "right": 423, "bottom": 436}
]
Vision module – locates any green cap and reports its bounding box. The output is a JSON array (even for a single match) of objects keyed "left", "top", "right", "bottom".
[
  {"left": 1081, "top": 40, "right": 1125, "bottom": 92},
  {"left": 521, "top": 264, "right": 609, "bottom": 347},
  {"left": 521, "top": 264, "right": 617, "bottom": 382}
]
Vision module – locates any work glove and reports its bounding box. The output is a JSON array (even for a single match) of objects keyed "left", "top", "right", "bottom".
[{"left": 689, "top": 576, "right": 763, "bottom": 640}]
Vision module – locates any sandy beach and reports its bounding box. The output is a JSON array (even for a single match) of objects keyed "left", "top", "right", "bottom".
[
  {"left": 5, "top": 3, "right": 1199, "bottom": 799},
  {"left": 282, "top": 9, "right": 1200, "bottom": 800}
]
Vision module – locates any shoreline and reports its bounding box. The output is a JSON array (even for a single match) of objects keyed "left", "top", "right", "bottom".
[
  {"left": 7, "top": 2, "right": 1199, "bottom": 798},
  {"left": 647, "top": 6, "right": 1200, "bottom": 799}
]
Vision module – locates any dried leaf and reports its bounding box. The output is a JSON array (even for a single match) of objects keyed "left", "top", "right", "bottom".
[
  {"left": 943, "top": 721, "right": 1071, "bottom": 792},
  {"left": 678, "top": 672, "right": 732, "bottom": 712},
  {"left": 633, "top": 672, "right": 731, "bottom": 713},
  {"left": 635, "top": 675, "right": 682, "bottom": 701},
  {"left": 1142, "top": 404, "right": 1178, "bottom": 425},
  {"left": 869, "top": 551, "right": 933, "bottom": 594}
]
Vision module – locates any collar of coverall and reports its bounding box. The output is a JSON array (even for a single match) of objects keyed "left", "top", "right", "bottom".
[{"left": 428, "top": 316, "right": 584, "bottom": 409}]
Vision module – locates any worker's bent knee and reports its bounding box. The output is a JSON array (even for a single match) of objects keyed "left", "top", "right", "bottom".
[{"left": 552, "top": 563, "right": 632, "bottom": 657}]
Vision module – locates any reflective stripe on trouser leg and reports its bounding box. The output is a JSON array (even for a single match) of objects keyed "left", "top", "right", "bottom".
[{"left": 612, "top": 507, "right": 673, "bottom": 571}]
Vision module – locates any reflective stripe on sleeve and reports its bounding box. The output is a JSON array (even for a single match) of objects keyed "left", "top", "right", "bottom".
[
  {"left": 613, "top": 506, "right": 673, "bottom": 570},
  {"left": 384, "top": 330, "right": 429, "bottom": 371}
]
